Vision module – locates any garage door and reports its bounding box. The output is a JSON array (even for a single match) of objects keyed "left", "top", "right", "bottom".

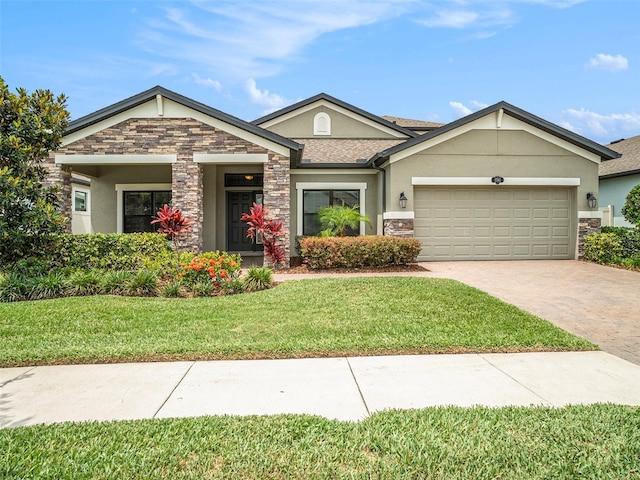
[{"left": 414, "top": 187, "right": 574, "bottom": 261}]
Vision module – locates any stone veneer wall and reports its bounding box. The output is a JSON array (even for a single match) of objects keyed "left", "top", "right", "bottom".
[
  {"left": 262, "top": 153, "right": 291, "bottom": 267},
  {"left": 577, "top": 217, "right": 601, "bottom": 259},
  {"left": 383, "top": 218, "right": 414, "bottom": 238},
  {"left": 47, "top": 118, "right": 288, "bottom": 255},
  {"left": 42, "top": 164, "right": 73, "bottom": 233}
]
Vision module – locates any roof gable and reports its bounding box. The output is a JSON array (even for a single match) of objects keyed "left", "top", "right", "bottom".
[
  {"left": 252, "top": 93, "right": 416, "bottom": 139},
  {"left": 370, "top": 101, "right": 620, "bottom": 166},
  {"left": 64, "top": 86, "right": 301, "bottom": 156}
]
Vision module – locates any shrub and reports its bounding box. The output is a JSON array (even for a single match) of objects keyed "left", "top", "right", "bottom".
[
  {"left": 601, "top": 226, "right": 640, "bottom": 258},
  {"left": 243, "top": 266, "right": 273, "bottom": 292},
  {"left": 177, "top": 251, "right": 242, "bottom": 294},
  {"left": 54, "top": 233, "right": 172, "bottom": 272},
  {"left": 125, "top": 270, "right": 158, "bottom": 297},
  {"left": 28, "top": 273, "right": 66, "bottom": 300},
  {"left": 0, "top": 272, "right": 29, "bottom": 302},
  {"left": 241, "top": 203, "right": 288, "bottom": 267},
  {"left": 299, "top": 236, "right": 422, "bottom": 269},
  {"left": 100, "top": 271, "right": 134, "bottom": 295},
  {"left": 583, "top": 233, "right": 623, "bottom": 264},
  {"left": 65, "top": 270, "right": 103, "bottom": 296},
  {"left": 161, "top": 281, "right": 182, "bottom": 298}
]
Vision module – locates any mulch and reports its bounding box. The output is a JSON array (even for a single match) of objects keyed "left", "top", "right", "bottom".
[{"left": 277, "top": 258, "right": 428, "bottom": 275}]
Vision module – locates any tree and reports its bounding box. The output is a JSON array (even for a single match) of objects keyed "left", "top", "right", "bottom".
[
  {"left": 0, "top": 77, "right": 70, "bottom": 266},
  {"left": 317, "top": 204, "right": 370, "bottom": 237},
  {"left": 621, "top": 184, "right": 640, "bottom": 227}
]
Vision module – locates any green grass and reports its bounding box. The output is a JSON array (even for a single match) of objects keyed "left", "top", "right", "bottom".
[
  {"left": 1, "top": 405, "right": 638, "bottom": 479},
  {"left": 0, "top": 277, "right": 595, "bottom": 367}
]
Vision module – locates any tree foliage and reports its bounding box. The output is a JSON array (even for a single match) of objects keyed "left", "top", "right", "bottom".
[
  {"left": 0, "top": 77, "right": 70, "bottom": 266},
  {"left": 318, "top": 204, "right": 370, "bottom": 237},
  {"left": 621, "top": 183, "right": 640, "bottom": 227}
]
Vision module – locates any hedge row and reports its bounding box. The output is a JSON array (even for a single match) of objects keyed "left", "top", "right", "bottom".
[
  {"left": 298, "top": 235, "right": 422, "bottom": 269},
  {"left": 584, "top": 226, "right": 640, "bottom": 267}
]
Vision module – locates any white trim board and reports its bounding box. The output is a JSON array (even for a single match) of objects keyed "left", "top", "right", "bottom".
[
  {"left": 295, "top": 182, "right": 368, "bottom": 236},
  {"left": 383, "top": 211, "right": 415, "bottom": 220},
  {"left": 194, "top": 153, "right": 268, "bottom": 164},
  {"left": 56, "top": 154, "right": 176, "bottom": 165},
  {"left": 412, "top": 177, "right": 581, "bottom": 186}
]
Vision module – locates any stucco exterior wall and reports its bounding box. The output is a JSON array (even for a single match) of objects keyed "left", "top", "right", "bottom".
[
  {"left": 262, "top": 106, "right": 402, "bottom": 139},
  {"left": 387, "top": 130, "right": 599, "bottom": 213},
  {"left": 599, "top": 174, "right": 640, "bottom": 227}
]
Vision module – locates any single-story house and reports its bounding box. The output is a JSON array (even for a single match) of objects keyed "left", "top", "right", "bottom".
[
  {"left": 46, "top": 86, "right": 619, "bottom": 266},
  {"left": 599, "top": 135, "right": 640, "bottom": 227}
]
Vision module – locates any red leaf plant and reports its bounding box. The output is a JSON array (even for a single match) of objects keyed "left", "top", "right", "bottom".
[
  {"left": 151, "top": 204, "right": 193, "bottom": 250},
  {"left": 240, "top": 202, "right": 288, "bottom": 267}
]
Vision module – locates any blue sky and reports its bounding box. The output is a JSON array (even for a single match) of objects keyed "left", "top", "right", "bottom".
[{"left": 1, "top": 0, "right": 638, "bottom": 145}]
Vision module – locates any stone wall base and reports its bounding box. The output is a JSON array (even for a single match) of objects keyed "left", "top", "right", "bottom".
[
  {"left": 384, "top": 218, "right": 414, "bottom": 238},
  {"left": 578, "top": 217, "right": 601, "bottom": 258}
]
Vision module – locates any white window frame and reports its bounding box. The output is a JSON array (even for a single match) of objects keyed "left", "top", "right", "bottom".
[
  {"left": 115, "top": 183, "right": 172, "bottom": 233},
  {"left": 72, "top": 186, "right": 90, "bottom": 215},
  {"left": 296, "top": 182, "right": 367, "bottom": 236}
]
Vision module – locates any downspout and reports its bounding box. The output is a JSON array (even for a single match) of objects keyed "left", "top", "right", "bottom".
[{"left": 372, "top": 159, "right": 387, "bottom": 235}]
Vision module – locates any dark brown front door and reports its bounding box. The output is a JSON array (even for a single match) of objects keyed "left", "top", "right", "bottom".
[{"left": 227, "top": 191, "right": 262, "bottom": 251}]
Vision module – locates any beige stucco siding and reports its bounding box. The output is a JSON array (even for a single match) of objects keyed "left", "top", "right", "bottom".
[
  {"left": 264, "top": 106, "right": 401, "bottom": 139},
  {"left": 388, "top": 130, "right": 599, "bottom": 212}
]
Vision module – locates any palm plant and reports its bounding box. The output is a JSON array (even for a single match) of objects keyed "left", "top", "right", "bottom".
[{"left": 317, "top": 204, "right": 370, "bottom": 237}]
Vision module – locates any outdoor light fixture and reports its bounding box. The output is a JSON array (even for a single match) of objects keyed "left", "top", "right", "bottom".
[
  {"left": 244, "top": 175, "right": 254, "bottom": 181},
  {"left": 491, "top": 176, "right": 504, "bottom": 185},
  {"left": 587, "top": 192, "right": 597, "bottom": 209},
  {"left": 399, "top": 191, "right": 408, "bottom": 209}
]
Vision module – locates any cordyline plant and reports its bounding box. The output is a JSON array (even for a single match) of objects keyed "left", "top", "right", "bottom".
[
  {"left": 240, "top": 202, "right": 287, "bottom": 267},
  {"left": 151, "top": 204, "right": 193, "bottom": 252}
]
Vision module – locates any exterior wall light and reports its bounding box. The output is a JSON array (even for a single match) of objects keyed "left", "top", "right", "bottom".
[
  {"left": 587, "top": 192, "right": 597, "bottom": 209},
  {"left": 491, "top": 176, "right": 504, "bottom": 185},
  {"left": 399, "top": 191, "right": 408, "bottom": 209}
]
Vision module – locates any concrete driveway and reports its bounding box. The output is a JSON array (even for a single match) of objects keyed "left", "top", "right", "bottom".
[{"left": 427, "top": 260, "right": 640, "bottom": 366}]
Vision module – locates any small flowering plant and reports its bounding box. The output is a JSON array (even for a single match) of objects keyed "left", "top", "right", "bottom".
[{"left": 177, "top": 251, "right": 242, "bottom": 293}]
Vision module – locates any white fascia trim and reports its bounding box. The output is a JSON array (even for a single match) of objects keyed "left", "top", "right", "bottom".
[
  {"left": 389, "top": 113, "right": 600, "bottom": 164},
  {"left": 194, "top": 153, "right": 268, "bottom": 164},
  {"left": 259, "top": 100, "right": 409, "bottom": 139},
  {"left": 383, "top": 211, "right": 414, "bottom": 220},
  {"left": 62, "top": 98, "right": 291, "bottom": 157},
  {"left": 412, "top": 177, "right": 581, "bottom": 186},
  {"left": 115, "top": 183, "right": 172, "bottom": 234},
  {"left": 296, "top": 182, "right": 368, "bottom": 236},
  {"left": 291, "top": 169, "right": 377, "bottom": 175},
  {"left": 56, "top": 154, "right": 176, "bottom": 165},
  {"left": 578, "top": 211, "right": 603, "bottom": 219}
]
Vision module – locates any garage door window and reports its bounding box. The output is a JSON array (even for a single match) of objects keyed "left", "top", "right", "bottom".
[{"left": 302, "top": 190, "right": 359, "bottom": 235}]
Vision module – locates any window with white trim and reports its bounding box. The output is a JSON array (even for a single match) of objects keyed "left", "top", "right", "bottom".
[
  {"left": 302, "top": 189, "right": 360, "bottom": 236},
  {"left": 73, "top": 190, "right": 88, "bottom": 213}
]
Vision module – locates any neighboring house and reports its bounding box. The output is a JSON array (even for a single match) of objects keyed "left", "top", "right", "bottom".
[
  {"left": 599, "top": 135, "right": 640, "bottom": 227},
  {"left": 45, "top": 86, "right": 619, "bottom": 266}
]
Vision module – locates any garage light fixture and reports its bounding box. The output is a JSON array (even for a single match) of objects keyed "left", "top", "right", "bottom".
[
  {"left": 399, "top": 191, "right": 408, "bottom": 209},
  {"left": 587, "top": 192, "right": 597, "bottom": 209},
  {"left": 491, "top": 176, "right": 504, "bottom": 185}
]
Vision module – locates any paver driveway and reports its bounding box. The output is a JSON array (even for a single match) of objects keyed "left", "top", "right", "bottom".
[{"left": 427, "top": 260, "right": 640, "bottom": 366}]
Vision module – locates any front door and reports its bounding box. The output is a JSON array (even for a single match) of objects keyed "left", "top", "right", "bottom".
[{"left": 227, "top": 191, "right": 263, "bottom": 251}]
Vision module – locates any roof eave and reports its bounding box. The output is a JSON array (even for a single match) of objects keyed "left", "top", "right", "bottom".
[{"left": 600, "top": 168, "right": 640, "bottom": 180}]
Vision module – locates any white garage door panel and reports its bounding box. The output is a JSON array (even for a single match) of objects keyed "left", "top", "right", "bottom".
[{"left": 414, "top": 187, "right": 574, "bottom": 261}]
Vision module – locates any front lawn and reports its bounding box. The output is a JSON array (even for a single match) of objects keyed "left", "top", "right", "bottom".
[
  {"left": 1, "top": 405, "right": 638, "bottom": 479},
  {"left": 0, "top": 277, "right": 595, "bottom": 367}
]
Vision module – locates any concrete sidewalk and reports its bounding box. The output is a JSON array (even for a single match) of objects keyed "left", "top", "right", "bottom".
[{"left": 2, "top": 351, "right": 640, "bottom": 428}]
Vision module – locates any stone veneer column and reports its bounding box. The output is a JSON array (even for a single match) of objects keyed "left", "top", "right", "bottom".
[
  {"left": 383, "top": 218, "right": 414, "bottom": 238},
  {"left": 577, "top": 216, "right": 601, "bottom": 259},
  {"left": 263, "top": 153, "right": 290, "bottom": 268},
  {"left": 43, "top": 162, "right": 73, "bottom": 233},
  {"left": 171, "top": 157, "right": 203, "bottom": 253}
]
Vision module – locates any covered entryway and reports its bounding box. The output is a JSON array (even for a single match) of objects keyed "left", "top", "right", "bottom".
[
  {"left": 414, "top": 186, "right": 575, "bottom": 261},
  {"left": 227, "top": 191, "right": 263, "bottom": 252}
]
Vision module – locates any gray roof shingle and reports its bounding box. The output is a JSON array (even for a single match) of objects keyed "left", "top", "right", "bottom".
[
  {"left": 296, "top": 138, "right": 406, "bottom": 164},
  {"left": 600, "top": 135, "right": 640, "bottom": 178}
]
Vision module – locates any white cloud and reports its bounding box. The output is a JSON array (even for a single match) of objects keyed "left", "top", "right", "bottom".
[
  {"left": 246, "top": 79, "right": 291, "bottom": 114},
  {"left": 419, "top": 10, "right": 479, "bottom": 28},
  {"left": 139, "top": 1, "right": 410, "bottom": 80},
  {"left": 192, "top": 73, "right": 222, "bottom": 91},
  {"left": 586, "top": 53, "right": 629, "bottom": 72},
  {"left": 560, "top": 108, "right": 640, "bottom": 142},
  {"left": 417, "top": 6, "right": 515, "bottom": 30},
  {"left": 449, "top": 100, "right": 487, "bottom": 117}
]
